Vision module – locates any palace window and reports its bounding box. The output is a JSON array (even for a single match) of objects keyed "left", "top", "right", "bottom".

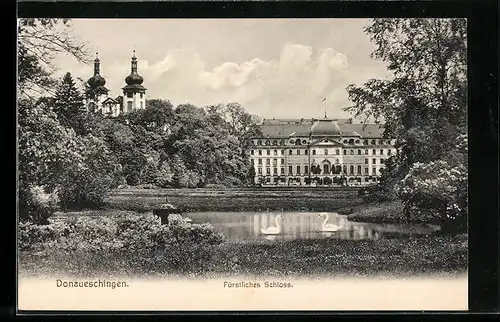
[
  {"left": 355, "top": 140, "right": 360, "bottom": 144},
  {"left": 312, "top": 150, "right": 316, "bottom": 155},
  {"left": 343, "top": 140, "right": 348, "bottom": 144},
  {"left": 380, "top": 149, "right": 384, "bottom": 155},
  {"left": 372, "top": 158, "right": 376, "bottom": 164},
  {"left": 302, "top": 140, "right": 307, "bottom": 145},
  {"left": 349, "top": 139, "right": 354, "bottom": 145},
  {"left": 358, "top": 149, "right": 362, "bottom": 155},
  {"left": 273, "top": 140, "right": 278, "bottom": 145},
  {"left": 324, "top": 149, "right": 329, "bottom": 155},
  {"left": 297, "top": 150, "right": 301, "bottom": 155},
  {"left": 281, "top": 168, "right": 285, "bottom": 175},
  {"left": 266, "top": 150, "right": 270, "bottom": 155},
  {"left": 281, "top": 150, "right": 285, "bottom": 155},
  {"left": 296, "top": 166, "right": 301, "bottom": 174},
  {"left": 372, "top": 149, "right": 376, "bottom": 155},
  {"left": 365, "top": 150, "right": 369, "bottom": 155},
  {"left": 258, "top": 168, "right": 262, "bottom": 174},
  {"left": 273, "top": 167, "right": 278, "bottom": 175},
  {"left": 336, "top": 149, "right": 340, "bottom": 155},
  {"left": 258, "top": 150, "right": 262, "bottom": 156},
  {"left": 266, "top": 159, "right": 270, "bottom": 165},
  {"left": 251, "top": 159, "right": 254, "bottom": 165},
  {"left": 251, "top": 150, "right": 254, "bottom": 155},
  {"left": 372, "top": 167, "right": 376, "bottom": 175},
  {"left": 343, "top": 165, "right": 347, "bottom": 173},
  {"left": 357, "top": 165, "right": 362, "bottom": 174},
  {"left": 266, "top": 168, "right": 270, "bottom": 175},
  {"left": 265, "top": 140, "right": 270, "bottom": 145},
  {"left": 140, "top": 93, "right": 144, "bottom": 99},
  {"left": 388, "top": 149, "right": 392, "bottom": 155},
  {"left": 350, "top": 150, "right": 354, "bottom": 155},
  {"left": 273, "top": 159, "right": 277, "bottom": 165},
  {"left": 258, "top": 159, "right": 262, "bottom": 165},
  {"left": 335, "top": 159, "right": 340, "bottom": 164},
  {"left": 364, "top": 167, "right": 368, "bottom": 174},
  {"left": 381, "top": 159, "right": 385, "bottom": 164},
  {"left": 274, "top": 150, "right": 278, "bottom": 155},
  {"left": 365, "top": 159, "right": 368, "bottom": 164},
  {"left": 304, "top": 166, "right": 309, "bottom": 174},
  {"left": 289, "top": 150, "right": 293, "bottom": 155},
  {"left": 364, "top": 139, "right": 369, "bottom": 145},
  {"left": 281, "top": 159, "right": 284, "bottom": 164},
  {"left": 288, "top": 166, "right": 293, "bottom": 175},
  {"left": 295, "top": 139, "right": 302, "bottom": 145},
  {"left": 349, "top": 165, "right": 354, "bottom": 174},
  {"left": 305, "top": 150, "right": 308, "bottom": 155},
  {"left": 257, "top": 140, "right": 262, "bottom": 145},
  {"left": 127, "top": 92, "right": 133, "bottom": 98},
  {"left": 343, "top": 150, "right": 347, "bottom": 155},
  {"left": 371, "top": 140, "right": 376, "bottom": 145}
]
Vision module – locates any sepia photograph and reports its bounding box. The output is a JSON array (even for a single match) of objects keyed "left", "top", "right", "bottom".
[{"left": 17, "top": 18, "right": 468, "bottom": 311}]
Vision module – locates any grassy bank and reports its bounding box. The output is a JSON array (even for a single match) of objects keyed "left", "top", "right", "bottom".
[
  {"left": 337, "top": 201, "right": 411, "bottom": 224},
  {"left": 19, "top": 233, "right": 467, "bottom": 279},
  {"left": 104, "top": 187, "right": 365, "bottom": 213}
]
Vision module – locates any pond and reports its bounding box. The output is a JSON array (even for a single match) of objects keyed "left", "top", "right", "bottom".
[{"left": 184, "top": 211, "right": 440, "bottom": 242}]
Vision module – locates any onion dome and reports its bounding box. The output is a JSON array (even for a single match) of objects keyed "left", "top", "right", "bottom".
[
  {"left": 125, "top": 50, "right": 144, "bottom": 85},
  {"left": 310, "top": 119, "right": 341, "bottom": 136},
  {"left": 87, "top": 53, "right": 106, "bottom": 88}
]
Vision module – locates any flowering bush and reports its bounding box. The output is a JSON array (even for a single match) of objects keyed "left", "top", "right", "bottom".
[
  {"left": 19, "top": 212, "right": 226, "bottom": 255},
  {"left": 397, "top": 160, "right": 467, "bottom": 232}
]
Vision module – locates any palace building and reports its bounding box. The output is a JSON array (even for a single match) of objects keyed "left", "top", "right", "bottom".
[
  {"left": 86, "top": 50, "right": 147, "bottom": 116},
  {"left": 248, "top": 117, "right": 399, "bottom": 186}
]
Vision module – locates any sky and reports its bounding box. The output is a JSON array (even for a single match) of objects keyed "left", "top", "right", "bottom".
[{"left": 53, "top": 19, "right": 390, "bottom": 120}]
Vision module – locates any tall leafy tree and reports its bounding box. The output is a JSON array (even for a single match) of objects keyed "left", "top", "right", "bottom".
[{"left": 344, "top": 18, "right": 467, "bottom": 185}]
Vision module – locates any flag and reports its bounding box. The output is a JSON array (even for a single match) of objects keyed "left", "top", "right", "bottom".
[{"left": 321, "top": 97, "right": 327, "bottom": 102}]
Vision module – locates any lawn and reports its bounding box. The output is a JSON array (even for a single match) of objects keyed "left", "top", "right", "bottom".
[
  {"left": 104, "top": 187, "right": 365, "bottom": 213},
  {"left": 19, "top": 230, "right": 467, "bottom": 279}
]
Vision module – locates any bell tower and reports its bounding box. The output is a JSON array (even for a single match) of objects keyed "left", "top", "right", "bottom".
[
  {"left": 122, "top": 50, "right": 146, "bottom": 113},
  {"left": 86, "top": 52, "right": 109, "bottom": 112}
]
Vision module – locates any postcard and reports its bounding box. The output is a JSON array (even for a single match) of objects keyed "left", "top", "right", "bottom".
[{"left": 17, "top": 18, "right": 468, "bottom": 311}]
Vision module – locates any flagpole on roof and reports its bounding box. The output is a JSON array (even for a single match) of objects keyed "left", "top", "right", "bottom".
[{"left": 322, "top": 97, "right": 327, "bottom": 119}]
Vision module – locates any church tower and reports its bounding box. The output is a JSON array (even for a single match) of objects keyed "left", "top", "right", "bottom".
[
  {"left": 122, "top": 50, "right": 146, "bottom": 113},
  {"left": 86, "top": 53, "right": 109, "bottom": 113}
]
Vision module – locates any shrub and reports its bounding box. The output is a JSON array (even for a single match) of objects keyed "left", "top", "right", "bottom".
[
  {"left": 18, "top": 185, "right": 59, "bottom": 225},
  {"left": 58, "top": 168, "right": 114, "bottom": 209},
  {"left": 19, "top": 213, "right": 226, "bottom": 255},
  {"left": 397, "top": 160, "right": 467, "bottom": 233}
]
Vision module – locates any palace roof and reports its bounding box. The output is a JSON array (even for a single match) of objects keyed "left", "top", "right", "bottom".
[{"left": 257, "top": 118, "right": 384, "bottom": 138}]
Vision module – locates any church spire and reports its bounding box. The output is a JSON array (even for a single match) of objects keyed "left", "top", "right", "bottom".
[{"left": 94, "top": 52, "right": 101, "bottom": 76}]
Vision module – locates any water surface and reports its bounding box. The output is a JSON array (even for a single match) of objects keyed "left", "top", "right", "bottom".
[{"left": 185, "top": 211, "right": 440, "bottom": 242}]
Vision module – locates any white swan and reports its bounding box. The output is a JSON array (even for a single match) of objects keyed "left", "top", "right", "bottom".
[
  {"left": 318, "top": 213, "right": 346, "bottom": 232},
  {"left": 261, "top": 214, "right": 283, "bottom": 235}
]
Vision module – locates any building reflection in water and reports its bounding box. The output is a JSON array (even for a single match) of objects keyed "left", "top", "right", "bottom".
[{"left": 186, "top": 211, "right": 438, "bottom": 242}]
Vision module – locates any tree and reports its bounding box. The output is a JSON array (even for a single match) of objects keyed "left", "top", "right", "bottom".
[
  {"left": 17, "top": 19, "right": 89, "bottom": 100},
  {"left": 344, "top": 18, "right": 467, "bottom": 204},
  {"left": 53, "top": 72, "right": 88, "bottom": 135}
]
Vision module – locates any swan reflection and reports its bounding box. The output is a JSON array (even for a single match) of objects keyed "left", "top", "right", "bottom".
[{"left": 184, "top": 211, "right": 440, "bottom": 242}]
